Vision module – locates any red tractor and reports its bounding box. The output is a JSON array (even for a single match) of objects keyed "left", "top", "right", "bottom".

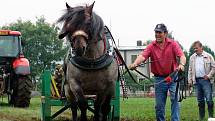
[{"left": 0, "top": 30, "right": 32, "bottom": 107}]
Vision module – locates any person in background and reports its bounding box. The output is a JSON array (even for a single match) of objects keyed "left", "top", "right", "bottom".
[
  {"left": 129, "top": 23, "right": 186, "bottom": 121},
  {"left": 54, "top": 64, "right": 64, "bottom": 93},
  {"left": 188, "top": 41, "right": 215, "bottom": 120}
]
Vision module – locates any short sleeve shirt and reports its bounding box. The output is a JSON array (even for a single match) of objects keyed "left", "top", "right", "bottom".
[{"left": 140, "top": 38, "right": 184, "bottom": 76}]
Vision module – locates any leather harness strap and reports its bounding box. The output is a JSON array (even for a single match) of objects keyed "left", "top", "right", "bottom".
[{"left": 69, "top": 53, "right": 113, "bottom": 70}]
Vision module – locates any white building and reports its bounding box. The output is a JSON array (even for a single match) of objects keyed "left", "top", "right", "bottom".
[{"left": 117, "top": 41, "right": 151, "bottom": 82}]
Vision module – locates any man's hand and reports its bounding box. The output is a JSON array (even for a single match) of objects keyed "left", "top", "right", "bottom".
[
  {"left": 178, "top": 64, "right": 185, "bottom": 71},
  {"left": 188, "top": 83, "right": 192, "bottom": 88},
  {"left": 129, "top": 63, "right": 138, "bottom": 70},
  {"left": 203, "top": 75, "right": 209, "bottom": 80},
  {"left": 188, "top": 83, "right": 193, "bottom": 95}
]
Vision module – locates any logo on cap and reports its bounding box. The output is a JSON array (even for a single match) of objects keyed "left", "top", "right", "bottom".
[{"left": 157, "top": 24, "right": 161, "bottom": 29}]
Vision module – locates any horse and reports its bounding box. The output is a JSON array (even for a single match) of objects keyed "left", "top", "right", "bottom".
[{"left": 57, "top": 2, "right": 118, "bottom": 121}]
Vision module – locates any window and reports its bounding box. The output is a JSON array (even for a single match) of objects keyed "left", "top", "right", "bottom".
[
  {"left": 0, "top": 36, "right": 19, "bottom": 57},
  {"left": 131, "top": 54, "right": 145, "bottom": 67},
  {"left": 131, "top": 55, "right": 137, "bottom": 63}
]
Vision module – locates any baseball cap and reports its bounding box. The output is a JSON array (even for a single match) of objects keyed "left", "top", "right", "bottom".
[{"left": 154, "top": 23, "right": 168, "bottom": 32}]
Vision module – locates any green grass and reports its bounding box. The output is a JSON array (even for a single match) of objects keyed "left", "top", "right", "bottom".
[
  {"left": 0, "top": 96, "right": 211, "bottom": 121},
  {"left": 120, "top": 97, "right": 202, "bottom": 121}
]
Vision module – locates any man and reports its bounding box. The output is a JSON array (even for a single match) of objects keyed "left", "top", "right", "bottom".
[
  {"left": 188, "top": 41, "right": 215, "bottom": 120},
  {"left": 129, "top": 23, "right": 186, "bottom": 121},
  {"left": 54, "top": 64, "right": 64, "bottom": 93}
]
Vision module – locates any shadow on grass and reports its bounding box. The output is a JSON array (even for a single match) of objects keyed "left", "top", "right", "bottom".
[{"left": 0, "top": 102, "right": 10, "bottom": 107}]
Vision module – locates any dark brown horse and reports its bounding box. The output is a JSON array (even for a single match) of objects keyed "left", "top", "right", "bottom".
[{"left": 57, "top": 2, "right": 118, "bottom": 121}]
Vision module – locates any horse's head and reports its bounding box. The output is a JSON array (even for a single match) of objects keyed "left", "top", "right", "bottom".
[{"left": 58, "top": 2, "right": 104, "bottom": 56}]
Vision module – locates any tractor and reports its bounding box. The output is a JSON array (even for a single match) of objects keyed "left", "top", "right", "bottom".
[{"left": 0, "top": 30, "right": 32, "bottom": 107}]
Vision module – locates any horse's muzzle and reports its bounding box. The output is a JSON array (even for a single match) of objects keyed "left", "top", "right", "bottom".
[{"left": 73, "top": 47, "right": 86, "bottom": 56}]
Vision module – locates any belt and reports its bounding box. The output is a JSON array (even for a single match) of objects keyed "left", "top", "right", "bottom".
[
  {"left": 154, "top": 74, "right": 169, "bottom": 78},
  {"left": 196, "top": 77, "right": 204, "bottom": 80}
]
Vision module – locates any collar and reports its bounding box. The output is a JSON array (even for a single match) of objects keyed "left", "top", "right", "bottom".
[
  {"left": 194, "top": 51, "right": 208, "bottom": 58},
  {"left": 69, "top": 53, "right": 114, "bottom": 70}
]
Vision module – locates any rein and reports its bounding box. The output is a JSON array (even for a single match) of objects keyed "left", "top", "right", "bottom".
[
  {"left": 114, "top": 48, "right": 140, "bottom": 84},
  {"left": 104, "top": 26, "right": 147, "bottom": 85},
  {"left": 148, "top": 69, "right": 186, "bottom": 102}
]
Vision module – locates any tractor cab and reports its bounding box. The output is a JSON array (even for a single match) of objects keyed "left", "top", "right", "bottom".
[{"left": 0, "top": 30, "right": 21, "bottom": 58}]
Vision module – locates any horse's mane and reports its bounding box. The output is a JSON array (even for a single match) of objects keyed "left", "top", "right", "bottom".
[{"left": 57, "top": 5, "right": 104, "bottom": 41}]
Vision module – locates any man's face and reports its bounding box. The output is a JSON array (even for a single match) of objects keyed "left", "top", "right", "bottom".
[
  {"left": 155, "top": 31, "right": 166, "bottom": 43},
  {"left": 193, "top": 44, "right": 203, "bottom": 55}
]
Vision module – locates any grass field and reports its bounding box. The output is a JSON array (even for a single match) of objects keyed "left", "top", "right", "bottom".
[{"left": 0, "top": 96, "right": 211, "bottom": 121}]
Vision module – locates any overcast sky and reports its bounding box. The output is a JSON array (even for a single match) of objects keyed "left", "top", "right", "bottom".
[{"left": 1, "top": 0, "right": 215, "bottom": 51}]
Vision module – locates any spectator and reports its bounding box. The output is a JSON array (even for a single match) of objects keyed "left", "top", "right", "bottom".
[{"left": 188, "top": 41, "right": 215, "bottom": 120}]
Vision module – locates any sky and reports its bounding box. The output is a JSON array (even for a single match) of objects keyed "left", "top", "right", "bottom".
[{"left": 1, "top": 0, "right": 215, "bottom": 52}]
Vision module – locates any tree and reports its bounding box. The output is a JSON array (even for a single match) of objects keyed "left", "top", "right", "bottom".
[
  {"left": 124, "top": 71, "right": 154, "bottom": 93},
  {"left": 143, "top": 40, "right": 152, "bottom": 46},
  {"left": 167, "top": 31, "right": 174, "bottom": 40},
  {"left": 1, "top": 17, "right": 68, "bottom": 83}
]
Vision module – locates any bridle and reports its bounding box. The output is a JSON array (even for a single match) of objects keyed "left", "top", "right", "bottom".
[
  {"left": 71, "top": 29, "right": 107, "bottom": 55},
  {"left": 72, "top": 30, "right": 89, "bottom": 40}
]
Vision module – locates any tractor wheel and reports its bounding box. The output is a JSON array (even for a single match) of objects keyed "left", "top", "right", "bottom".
[{"left": 13, "top": 76, "right": 32, "bottom": 107}]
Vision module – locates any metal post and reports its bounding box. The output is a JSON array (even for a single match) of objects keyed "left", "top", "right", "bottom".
[
  {"left": 111, "top": 79, "right": 120, "bottom": 121},
  {"left": 41, "top": 70, "right": 52, "bottom": 121}
]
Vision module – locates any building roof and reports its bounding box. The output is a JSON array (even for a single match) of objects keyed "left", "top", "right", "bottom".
[{"left": 117, "top": 46, "right": 146, "bottom": 51}]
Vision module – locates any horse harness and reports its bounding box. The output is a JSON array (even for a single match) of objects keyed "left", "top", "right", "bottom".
[{"left": 69, "top": 53, "right": 114, "bottom": 70}]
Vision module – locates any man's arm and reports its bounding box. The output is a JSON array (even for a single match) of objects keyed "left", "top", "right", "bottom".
[
  {"left": 178, "top": 55, "right": 186, "bottom": 71},
  {"left": 129, "top": 54, "right": 146, "bottom": 70},
  {"left": 129, "top": 44, "right": 151, "bottom": 70},
  {"left": 206, "top": 55, "right": 215, "bottom": 79}
]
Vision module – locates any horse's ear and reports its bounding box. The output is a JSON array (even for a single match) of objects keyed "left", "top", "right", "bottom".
[
  {"left": 66, "top": 2, "right": 72, "bottom": 9},
  {"left": 85, "top": 1, "right": 95, "bottom": 16}
]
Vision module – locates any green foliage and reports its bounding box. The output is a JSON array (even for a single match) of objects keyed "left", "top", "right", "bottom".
[
  {"left": 203, "top": 45, "right": 215, "bottom": 58},
  {"left": 167, "top": 31, "right": 174, "bottom": 40},
  {"left": 143, "top": 40, "right": 152, "bottom": 46},
  {"left": 124, "top": 71, "right": 138, "bottom": 92},
  {"left": 1, "top": 17, "right": 68, "bottom": 83}
]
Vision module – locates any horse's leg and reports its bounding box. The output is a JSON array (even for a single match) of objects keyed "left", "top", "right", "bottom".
[
  {"left": 75, "top": 88, "right": 88, "bottom": 121},
  {"left": 101, "top": 95, "right": 112, "bottom": 121},
  {"left": 64, "top": 83, "right": 79, "bottom": 121},
  {"left": 94, "top": 95, "right": 104, "bottom": 121},
  {"left": 67, "top": 79, "right": 88, "bottom": 121},
  {"left": 70, "top": 100, "right": 78, "bottom": 121}
]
